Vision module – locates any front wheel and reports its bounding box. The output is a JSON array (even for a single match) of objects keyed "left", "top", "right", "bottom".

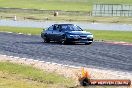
[
  {"left": 85, "top": 42, "right": 92, "bottom": 45},
  {"left": 43, "top": 36, "right": 50, "bottom": 43},
  {"left": 61, "top": 40, "right": 67, "bottom": 45},
  {"left": 61, "top": 35, "right": 68, "bottom": 45}
]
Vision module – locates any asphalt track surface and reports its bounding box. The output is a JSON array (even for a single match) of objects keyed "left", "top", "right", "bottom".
[{"left": 0, "top": 32, "right": 132, "bottom": 72}]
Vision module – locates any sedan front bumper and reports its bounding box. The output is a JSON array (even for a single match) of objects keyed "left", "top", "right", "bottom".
[{"left": 66, "top": 37, "right": 93, "bottom": 43}]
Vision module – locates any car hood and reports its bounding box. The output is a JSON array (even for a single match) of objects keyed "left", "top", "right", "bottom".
[{"left": 66, "top": 31, "right": 92, "bottom": 35}]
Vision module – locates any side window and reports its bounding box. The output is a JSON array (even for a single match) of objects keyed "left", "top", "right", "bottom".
[
  {"left": 54, "top": 25, "right": 62, "bottom": 30},
  {"left": 48, "top": 26, "right": 53, "bottom": 31}
]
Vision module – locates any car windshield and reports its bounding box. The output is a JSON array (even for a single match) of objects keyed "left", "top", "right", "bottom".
[{"left": 61, "top": 24, "right": 83, "bottom": 31}]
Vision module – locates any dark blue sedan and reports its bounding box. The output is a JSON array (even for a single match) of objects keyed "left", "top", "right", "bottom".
[{"left": 41, "top": 24, "right": 93, "bottom": 45}]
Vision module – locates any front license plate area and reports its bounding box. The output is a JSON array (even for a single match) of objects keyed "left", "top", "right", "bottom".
[{"left": 81, "top": 38, "right": 87, "bottom": 39}]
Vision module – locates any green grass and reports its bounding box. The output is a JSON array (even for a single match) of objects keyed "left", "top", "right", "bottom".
[
  {"left": 1, "top": 0, "right": 132, "bottom": 23},
  {"left": 0, "top": 62, "right": 121, "bottom": 88},
  {"left": 0, "top": 26, "right": 132, "bottom": 42},
  {"left": 0, "top": 0, "right": 132, "bottom": 11},
  {"left": 88, "top": 30, "right": 132, "bottom": 42},
  {"left": 0, "top": 0, "right": 91, "bottom": 11},
  {"left": 0, "top": 61, "right": 75, "bottom": 88},
  {"left": 0, "top": 26, "right": 42, "bottom": 35},
  {"left": 1, "top": 12, "right": 132, "bottom": 24},
  {"left": 1, "top": 11, "right": 132, "bottom": 24}
]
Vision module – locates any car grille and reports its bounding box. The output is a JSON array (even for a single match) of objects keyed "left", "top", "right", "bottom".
[{"left": 80, "top": 35, "right": 87, "bottom": 38}]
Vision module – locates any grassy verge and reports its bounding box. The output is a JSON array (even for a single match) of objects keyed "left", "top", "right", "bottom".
[
  {"left": 0, "top": 26, "right": 132, "bottom": 42},
  {"left": 0, "top": 0, "right": 92, "bottom": 11},
  {"left": 0, "top": 0, "right": 132, "bottom": 11},
  {"left": 1, "top": 0, "right": 132, "bottom": 23},
  {"left": 1, "top": 12, "right": 132, "bottom": 24},
  {"left": 88, "top": 30, "right": 132, "bottom": 42},
  {"left": 0, "top": 61, "right": 75, "bottom": 88},
  {"left": 0, "top": 26, "right": 41, "bottom": 35}
]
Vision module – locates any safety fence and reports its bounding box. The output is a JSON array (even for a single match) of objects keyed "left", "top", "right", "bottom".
[{"left": 92, "top": 4, "right": 132, "bottom": 16}]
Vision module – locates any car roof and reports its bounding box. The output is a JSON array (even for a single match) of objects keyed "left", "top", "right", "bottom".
[{"left": 53, "top": 24, "right": 74, "bottom": 25}]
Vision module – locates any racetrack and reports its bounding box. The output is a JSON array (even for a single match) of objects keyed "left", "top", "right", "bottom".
[{"left": 0, "top": 32, "right": 132, "bottom": 72}]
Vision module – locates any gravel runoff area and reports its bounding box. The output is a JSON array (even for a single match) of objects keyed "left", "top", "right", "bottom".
[
  {"left": 0, "top": 54, "right": 132, "bottom": 85},
  {"left": 0, "top": 32, "right": 132, "bottom": 81}
]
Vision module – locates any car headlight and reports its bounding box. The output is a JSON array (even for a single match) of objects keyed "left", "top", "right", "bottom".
[
  {"left": 87, "top": 34, "right": 93, "bottom": 38},
  {"left": 69, "top": 35, "right": 80, "bottom": 38}
]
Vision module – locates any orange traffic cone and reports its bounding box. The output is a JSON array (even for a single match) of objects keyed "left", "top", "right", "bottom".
[
  {"left": 79, "top": 67, "right": 91, "bottom": 86},
  {"left": 81, "top": 67, "right": 90, "bottom": 78}
]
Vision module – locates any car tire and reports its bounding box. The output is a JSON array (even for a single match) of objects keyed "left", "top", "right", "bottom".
[
  {"left": 43, "top": 36, "right": 50, "bottom": 43},
  {"left": 85, "top": 42, "right": 92, "bottom": 45},
  {"left": 62, "top": 40, "right": 67, "bottom": 45},
  {"left": 61, "top": 35, "right": 67, "bottom": 45}
]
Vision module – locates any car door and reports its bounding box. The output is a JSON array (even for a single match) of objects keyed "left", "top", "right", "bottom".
[
  {"left": 52, "top": 25, "right": 64, "bottom": 41},
  {"left": 46, "top": 25, "right": 54, "bottom": 40}
]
